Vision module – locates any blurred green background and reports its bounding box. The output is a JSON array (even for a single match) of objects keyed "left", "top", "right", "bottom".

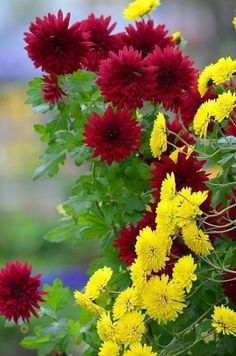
[{"left": 0, "top": 0, "right": 235, "bottom": 355}]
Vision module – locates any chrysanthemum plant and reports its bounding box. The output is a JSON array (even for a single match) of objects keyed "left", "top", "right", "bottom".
[{"left": 1, "top": 1, "right": 236, "bottom": 355}]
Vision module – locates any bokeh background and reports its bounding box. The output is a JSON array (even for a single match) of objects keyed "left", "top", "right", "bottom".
[{"left": 0, "top": 0, "right": 235, "bottom": 354}]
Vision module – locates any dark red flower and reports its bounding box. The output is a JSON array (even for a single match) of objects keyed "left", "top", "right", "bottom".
[
  {"left": 166, "top": 118, "right": 195, "bottom": 155},
  {"left": 179, "top": 87, "right": 216, "bottom": 128},
  {"left": 83, "top": 106, "right": 142, "bottom": 165},
  {"left": 80, "top": 14, "right": 122, "bottom": 72},
  {"left": 24, "top": 10, "right": 90, "bottom": 74},
  {"left": 146, "top": 46, "right": 197, "bottom": 110},
  {"left": 114, "top": 203, "right": 157, "bottom": 266},
  {"left": 226, "top": 116, "right": 236, "bottom": 137},
  {"left": 42, "top": 74, "right": 66, "bottom": 104},
  {"left": 97, "top": 47, "right": 156, "bottom": 109},
  {"left": 122, "top": 20, "right": 174, "bottom": 58},
  {"left": 223, "top": 269, "right": 236, "bottom": 305},
  {"left": 150, "top": 151, "right": 209, "bottom": 201},
  {"left": 0, "top": 261, "right": 46, "bottom": 323}
]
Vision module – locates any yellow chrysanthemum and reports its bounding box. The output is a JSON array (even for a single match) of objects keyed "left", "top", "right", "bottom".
[
  {"left": 143, "top": 275, "right": 186, "bottom": 324},
  {"left": 124, "top": 343, "right": 158, "bottom": 356},
  {"left": 123, "top": 0, "right": 161, "bottom": 20},
  {"left": 99, "top": 341, "right": 120, "bottom": 356},
  {"left": 130, "top": 259, "right": 150, "bottom": 294},
  {"left": 135, "top": 227, "right": 169, "bottom": 272},
  {"left": 198, "top": 64, "right": 215, "bottom": 97},
  {"left": 233, "top": 16, "right": 236, "bottom": 29},
  {"left": 214, "top": 91, "right": 236, "bottom": 123},
  {"left": 193, "top": 100, "right": 216, "bottom": 138},
  {"left": 172, "top": 255, "right": 197, "bottom": 293},
  {"left": 182, "top": 222, "right": 214, "bottom": 256},
  {"left": 113, "top": 287, "right": 140, "bottom": 320},
  {"left": 172, "top": 31, "right": 181, "bottom": 44},
  {"left": 116, "top": 311, "right": 145, "bottom": 345},
  {"left": 176, "top": 189, "right": 208, "bottom": 227},
  {"left": 212, "top": 305, "right": 236, "bottom": 336},
  {"left": 212, "top": 57, "right": 236, "bottom": 86},
  {"left": 156, "top": 199, "right": 179, "bottom": 236},
  {"left": 97, "top": 313, "right": 116, "bottom": 342},
  {"left": 160, "top": 172, "right": 176, "bottom": 202},
  {"left": 169, "top": 145, "right": 194, "bottom": 164},
  {"left": 150, "top": 113, "right": 167, "bottom": 159},
  {"left": 74, "top": 291, "right": 104, "bottom": 315},
  {"left": 85, "top": 266, "right": 113, "bottom": 300}
]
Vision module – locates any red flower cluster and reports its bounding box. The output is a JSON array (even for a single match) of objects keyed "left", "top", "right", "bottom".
[
  {"left": 83, "top": 106, "right": 143, "bottom": 165},
  {"left": 150, "top": 151, "right": 209, "bottom": 201},
  {"left": 0, "top": 261, "right": 46, "bottom": 323}
]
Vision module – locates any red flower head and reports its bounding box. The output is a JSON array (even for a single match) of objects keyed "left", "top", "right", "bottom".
[
  {"left": 97, "top": 47, "right": 156, "bottom": 109},
  {"left": 24, "top": 10, "right": 91, "bottom": 74},
  {"left": 223, "top": 269, "right": 236, "bottom": 305},
  {"left": 166, "top": 118, "right": 195, "bottom": 155},
  {"left": 226, "top": 116, "right": 236, "bottom": 137},
  {"left": 122, "top": 20, "right": 174, "bottom": 58},
  {"left": 42, "top": 74, "right": 66, "bottom": 104},
  {"left": 146, "top": 46, "right": 197, "bottom": 111},
  {"left": 150, "top": 151, "right": 209, "bottom": 201},
  {"left": 0, "top": 261, "right": 46, "bottom": 323},
  {"left": 179, "top": 87, "right": 216, "bottom": 128},
  {"left": 83, "top": 106, "right": 143, "bottom": 165},
  {"left": 114, "top": 203, "right": 157, "bottom": 266},
  {"left": 80, "top": 13, "right": 122, "bottom": 72}
]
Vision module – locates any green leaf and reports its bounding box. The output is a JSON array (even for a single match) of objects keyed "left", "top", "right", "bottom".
[
  {"left": 20, "top": 335, "right": 51, "bottom": 349},
  {"left": 25, "top": 77, "right": 50, "bottom": 112},
  {"left": 44, "top": 217, "right": 77, "bottom": 243},
  {"left": 43, "top": 279, "right": 70, "bottom": 312}
]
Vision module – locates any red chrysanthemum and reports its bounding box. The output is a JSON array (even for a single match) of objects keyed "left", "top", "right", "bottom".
[
  {"left": 226, "top": 116, "right": 236, "bottom": 137},
  {"left": 114, "top": 203, "right": 157, "bottom": 266},
  {"left": 96, "top": 47, "right": 156, "bottom": 109},
  {"left": 42, "top": 74, "right": 66, "bottom": 104},
  {"left": 146, "top": 46, "right": 197, "bottom": 110},
  {"left": 150, "top": 151, "right": 209, "bottom": 201},
  {"left": 179, "top": 87, "right": 216, "bottom": 128},
  {"left": 24, "top": 10, "right": 91, "bottom": 74},
  {"left": 122, "top": 20, "right": 174, "bottom": 58},
  {"left": 83, "top": 106, "right": 143, "bottom": 165},
  {"left": 166, "top": 118, "right": 195, "bottom": 155},
  {"left": 223, "top": 269, "right": 236, "bottom": 305},
  {"left": 80, "top": 13, "right": 122, "bottom": 72},
  {"left": 0, "top": 261, "right": 46, "bottom": 323}
]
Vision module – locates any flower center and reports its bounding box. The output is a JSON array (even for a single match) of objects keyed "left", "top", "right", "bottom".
[
  {"left": 49, "top": 35, "right": 67, "bottom": 54},
  {"left": 11, "top": 286, "right": 24, "bottom": 297},
  {"left": 159, "top": 68, "right": 175, "bottom": 86},
  {"left": 106, "top": 129, "right": 119, "bottom": 142}
]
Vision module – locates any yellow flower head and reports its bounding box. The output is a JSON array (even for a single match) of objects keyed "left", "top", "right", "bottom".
[
  {"left": 99, "top": 341, "right": 120, "bottom": 356},
  {"left": 156, "top": 199, "right": 179, "bottom": 236},
  {"left": 116, "top": 311, "right": 145, "bottom": 345},
  {"left": 113, "top": 287, "right": 140, "bottom": 320},
  {"left": 74, "top": 291, "right": 104, "bottom": 315},
  {"left": 233, "top": 16, "right": 236, "bottom": 29},
  {"left": 85, "top": 266, "right": 113, "bottom": 300},
  {"left": 124, "top": 343, "right": 158, "bottom": 356},
  {"left": 97, "top": 313, "right": 116, "bottom": 342},
  {"left": 172, "top": 255, "right": 197, "bottom": 293},
  {"left": 160, "top": 172, "right": 176, "bottom": 201},
  {"left": 193, "top": 100, "right": 216, "bottom": 138},
  {"left": 150, "top": 113, "right": 167, "bottom": 159},
  {"left": 212, "top": 305, "right": 236, "bottom": 336},
  {"left": 130, "top": 259, "right": 150, "bottom": 293},
  {"left": 143, "top": 275, "right": 186, "bottom": 324},
  {"left": 214, "top": 91, "right": 236, "bottom": 123},
  {"left": 123, "top": 0, "right": 161, "bottom": 20},
  {"left": 198, "top": 64, "right": 215, "bottom": 97},
  {"left": 135, "top": 227, "right": 169, "bottom": 272},
  {"left": 212, "top": 57, "right": 236, "bottom": 86},
  {"left": 182, "top": 222, "right": 214, "bottom": 256},
  {"left": 172, "top": 31, "right": 181, "bottom": 44}
]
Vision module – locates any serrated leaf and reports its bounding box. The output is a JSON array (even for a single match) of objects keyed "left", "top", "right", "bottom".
[
  {"left": 43, "top": 279, "right": 70, "bottom": 312},
  {"left": 44, "top": 217, "right": 76, "bottom": 243}
]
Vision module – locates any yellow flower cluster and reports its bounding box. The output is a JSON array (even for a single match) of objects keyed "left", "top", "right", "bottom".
[
  {"left": 74, "top": 266, "right": 112, "bottom": 315},
  {"left": 123, "top": 0, "right": 161, "bottom": 20},
  {"left": 150, "top": 112, "right": 167, "bottom": 159},
  {"left": 212, "top": 305, "right": 236, "bottom": 336},
  {"left": 193, "top": 90, "right": 236, "bottom": 138},
  {"left": 198, "top": 57, "right": 236, "bottom": 97}
]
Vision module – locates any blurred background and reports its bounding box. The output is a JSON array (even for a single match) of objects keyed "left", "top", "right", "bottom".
[{"left": 0, "top": 0, "right": 235, "bottom": 354}]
